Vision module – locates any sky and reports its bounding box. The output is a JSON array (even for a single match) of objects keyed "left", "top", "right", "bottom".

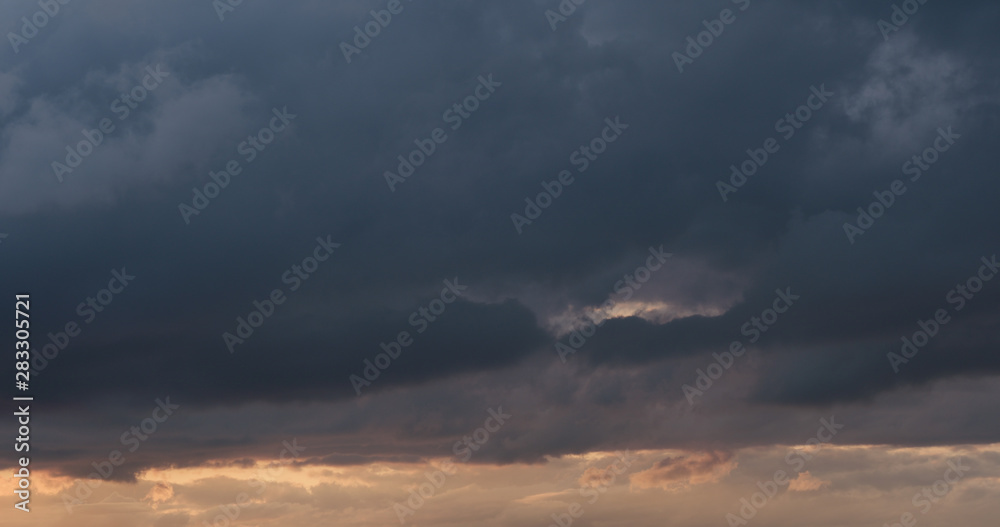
[{"left": 1, "top": 0, "right": 999, "bottom": 526}]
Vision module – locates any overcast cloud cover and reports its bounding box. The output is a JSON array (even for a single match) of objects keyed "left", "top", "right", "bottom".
[{"left": 1, "top": 0, "right": 999, "bottom": 525}]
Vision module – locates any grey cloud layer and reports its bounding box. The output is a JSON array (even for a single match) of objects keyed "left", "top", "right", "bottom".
[{"left": 1, "top": 0, "right": 999, "bottom": 475}]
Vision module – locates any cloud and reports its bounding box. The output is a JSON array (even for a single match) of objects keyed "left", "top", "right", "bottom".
[
  {"left": 143, "top": 482, "right": 175, "bottom": 507},
  {"left": 0, "top": 0, "right": 998, "bottom": 489},
  {"left": 630, "top": 451, "right": 737, "bottom": 490},
  {"left": 788, "top": 471, "right": 829, "bottom": 492}
]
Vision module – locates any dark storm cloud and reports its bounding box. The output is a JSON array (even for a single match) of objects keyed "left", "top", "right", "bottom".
[{"left": 1, "top": 0, "right": 999, "bottom": 476}]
